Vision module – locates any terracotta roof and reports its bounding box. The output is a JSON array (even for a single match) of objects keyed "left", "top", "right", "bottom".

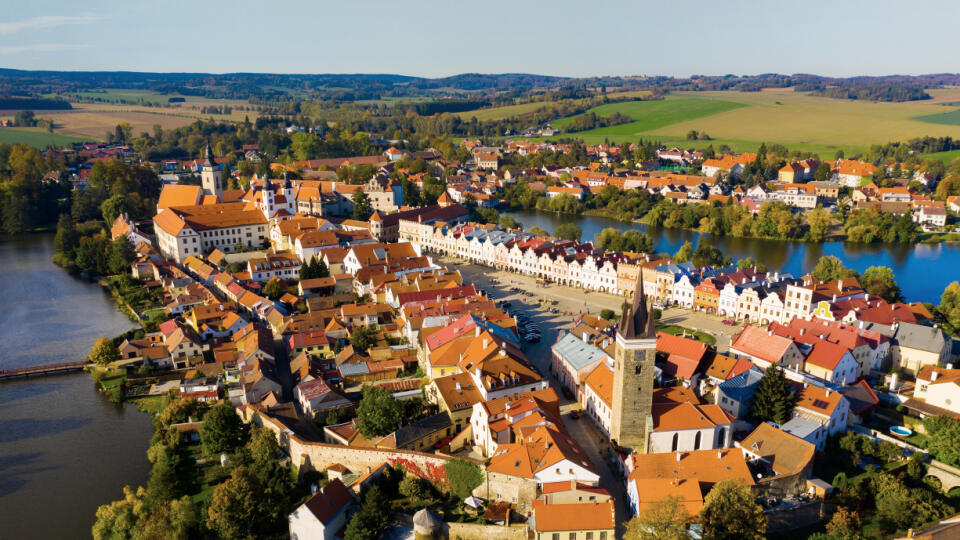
[
  {"left": 532, "top": 500, "right": 614, "bottom": 532},
  {"left": 739, "top": 422, "right": 815, "bottom": 477},
  {"left": 794, "top": 384, "right": 844, "bottom": 417},
  {"left": 629, "top": 448, "right": 754, "bottom": 488},
  {"left": 731, "top": 325, "right": 794, "bottom": 365},
  {"left": 157, "top": 184, "right": 202, "bottom": 210},
  {"left": 583, "top": 363, "right": 613, "bottom": 407},
  {"left": 631, "top": 478, "right": 704, "bottom": 516},
  {"left": 652, "top": 402, "right": 733, "bottom": 431}
]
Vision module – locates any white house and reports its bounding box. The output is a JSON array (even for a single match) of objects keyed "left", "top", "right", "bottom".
[{"left": 288, "top": 479, "right": 354, "bottom": 540}]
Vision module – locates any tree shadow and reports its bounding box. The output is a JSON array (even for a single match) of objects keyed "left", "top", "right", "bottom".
[
  {"left": 0, "top": 416, "right": 93, "bottom": 444},
  {"left": 0, "top": 451, "right": 61, "bottom": 498}
]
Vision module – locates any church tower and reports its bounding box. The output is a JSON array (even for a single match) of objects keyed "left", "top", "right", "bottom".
[
  {"left": 610, "top": 277, "right": 658, "bottom": 454},
  {"left": 200, "top": 144, "right": 223, "bottom": 200}
]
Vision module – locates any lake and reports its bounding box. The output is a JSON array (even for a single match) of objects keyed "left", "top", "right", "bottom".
[
  {"left": 503, "top": 209, "right": 960, "bottom": 304},
  {"left": 0, "top": 234, "right": 153, "bottom": 539}
]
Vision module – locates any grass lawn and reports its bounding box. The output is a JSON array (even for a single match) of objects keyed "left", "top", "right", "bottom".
[
  {"left": 455, "top": 90, "right": 651, "bottom": 122},
  {"left": 133, "top": 395, "right": 168, "bottom": 414},
  {"left": 0, "top": 127, "right": 93, "bottom": 147},
  {"left": 142, "top": 307, "right": 167, "bottom": 321},
  {"left": 657, "top": 324, "right": 716, "bottom": 345},
  {"left": 923, "top": 148, "right": 960, "bottom": 164}
]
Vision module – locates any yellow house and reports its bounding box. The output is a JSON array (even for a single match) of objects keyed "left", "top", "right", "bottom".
[{"left": 811, "top": 300, "right": 836, "bottom": 320}]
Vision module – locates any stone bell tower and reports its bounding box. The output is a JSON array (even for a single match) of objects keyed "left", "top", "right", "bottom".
[{"left": 610, "top": 276, "right": 658, "bottom": 454}]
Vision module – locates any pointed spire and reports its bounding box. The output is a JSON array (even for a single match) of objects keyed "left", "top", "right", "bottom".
[
  {"left": 203, "top": 144, "right": 215, "bottom": 167},
  {"left": 619, "top": 274, "right": 655, "bottom": 339}
]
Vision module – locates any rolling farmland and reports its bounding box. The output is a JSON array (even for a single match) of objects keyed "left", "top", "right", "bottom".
[{"left": 544, "top": 88, "right": 960, "bottom": 156}]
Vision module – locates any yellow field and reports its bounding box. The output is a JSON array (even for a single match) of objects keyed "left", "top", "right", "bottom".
[
  {"left": 648, "top": 88, "right": 960, "bottom": 151},
  {"left": 0, "top": 101, "right": 260, "bottom": 140},
  {"left": 456, "top": 91, "right": 651, "bottom": 121}
]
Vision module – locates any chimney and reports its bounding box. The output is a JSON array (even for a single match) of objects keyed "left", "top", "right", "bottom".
[
  {"left": 482, "top": 337, "right": 489, "bottom": 349},
  {"left": 581, "top": 332, "right": 589, "bottom": 343},
  {"left": 455, "top": 381, "right": 462, "bottom": 391},
  {"left": 825, "top": 389, "right": 831, "bottom": 397},
  {"left": 475, "top": 326, "right": 481, "bottom": 337},
  {"left": 838, "top": 279, "right": 843, "bottom": 290},
  {"left": 932, "top": 371, "right": 939, "bottom": 381},
  {"left": 832, "top": 294, "right": 837, "bottom": 302},
  {"left": 717, "top": 451, "right": 723, "bottom": 460}
]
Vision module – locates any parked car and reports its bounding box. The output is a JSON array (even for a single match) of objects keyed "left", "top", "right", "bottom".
[
  {"left": 570, "top": 409, "right": 580, "bottom": 420},
  {"left": 722, "top": 319, "right": 736, "bottom": 326}
]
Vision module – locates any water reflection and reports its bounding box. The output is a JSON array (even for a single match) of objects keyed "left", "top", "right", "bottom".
[{"left": 503, "top": 209, "right": 960, "bottom": 302}]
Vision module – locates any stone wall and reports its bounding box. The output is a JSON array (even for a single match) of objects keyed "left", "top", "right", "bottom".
[
  {"left": 446, "top": 522, "right": 526, "bottom": 540},
  {"left": 475, "top": 471, "right": 538, "bottom": 515},
  {"left": 240, "top": 405, "right": 462, "bottom": 476}
]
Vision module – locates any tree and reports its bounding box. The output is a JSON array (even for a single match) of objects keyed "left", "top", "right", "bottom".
[
  {"left": 554, "top": 222, "right": 582, "bottom": 242},
  {"left": 825, "top": 507, "right": 861, "bottom": 540},
  {"left": 351, "top": 190, "right": 372, "bottom": 220},
  {"left": 399, "top": 476, "right": 432, "bottom": 500},
  {"left": 814, "top": 162, "right": 832, "bottom": 183},
  {"left": 624, "top": 495, "right": 691, "bottom": 540},
  {"left": 938, "top": 282, "right": 960, "bottom": 335},
  {"left": 109, "top": 236, "right": 136, "bottom": 275},
  {"left": 737, "top": 256, "right": 767, "bottom": 273},
  {"left": 157, "top": 398, "right": 203, "bottom": 429},
  {"left": 135, "top": 496, "right": 198, "bottom": 540},
  {"left": 261, "top": 278, "right": 285, "bottom": 300},
  {"left": 356, "top": 385, "right": 402, "bottom": 438},
  {"left": 529, "top": 226, "right": 549, "bottom": 237},
  {"left": 811, "top": 255, "right": 858, "bottom": 283},
  {"left": 860, "top": 266, "right": 902, "bottom": 302},
  {"left": 698, "top": 479, "right": 767, "bottom": 540},
  {"left": 691, "top": 241, "right": 724, "bottom": 269},
  {"left": 146, "top": 443, "right": 184, "bottom": 504},
  {"left": 92, "top": 486, "right": 144, "bottom": 540},
  {"left": 673, "top": 241, "right": 693, "bottom": 264},
  {"left": 806, "top": 206, "right": 831, "bottom": 242},
  {"left": 344, "top": 485, "right": 390, "bottom": 540},
  {"left": 599, "top": 309, "right": 616, "bottom": 321},
  {"left": 749, "top": 365, "right": 792, "bottom": 425},
  {"left": 88, "top": 336, "right": 120, "bottom": 366},
  {"left": 200, "top": 401, "right": 247, "bottom": 455},
  {"left": 498, "top": 215, "right": 521, "bottom": 230},
  {"left": 924, "top": 415, "right": 960, "bottom": 467},
  {"left": 100, "top": 194, "right": 129, "bottom": 225},
  {"left": 54, "top": 213, "right": 80, "bottom": 262},
  {"left": 350, "top": 325, "right": 378, "bottom": 353},
  {"left": 206, "top": 466, "right": 259, "bottom": 539},
  {"left": 444, "top": 458, "right": 483, "bottom": 500}
]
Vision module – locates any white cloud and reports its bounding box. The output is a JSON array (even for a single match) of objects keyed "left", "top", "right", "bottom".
[
  {"left": 0, "top": 43, "right": 91, "bottom": 55},
  {"left": 0, "top": 14, "right": 102, "bottom": 36}
]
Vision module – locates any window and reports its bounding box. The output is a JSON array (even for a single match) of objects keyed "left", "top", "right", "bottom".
[
  {"left": 694, "top": 431, "right": 702, "bottom": 450},
  {"left": 569, "top": 534, "right": 576, "bottom": 540},
  {"left": 586, "top": 534, "right": 593, "bottom": 540},
  {"left": 553, "top": 535, "right": 560, "bottom": 540},
  {"left": 671, "top": 433, "right": 679, "bottom": 452}
]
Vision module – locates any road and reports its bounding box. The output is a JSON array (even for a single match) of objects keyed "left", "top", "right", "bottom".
[{"left": 448, "top": 258, "right": 631, "bottom": 529}]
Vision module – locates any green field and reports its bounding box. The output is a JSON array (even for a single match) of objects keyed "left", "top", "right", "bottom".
[
  {"left": 455, "top": 91, "right": 651, "bottom": 122},
  {"left": 66, "top": 88, "right": 249, "bottom": 106},
  {"left": 0, "top": 128, "right": 92, "bottom": 147},
  {"left": 528, "top": 88, "right": 960, "bottom": 157},
  {"left": 552, "top": 96, "right": 747, "bottom": 134},
  {"left": 924, "top": 148, "right": 960, "bottom": 164},
  {"left": 915, "top": 107, "right": 960, "bottom": 126}
]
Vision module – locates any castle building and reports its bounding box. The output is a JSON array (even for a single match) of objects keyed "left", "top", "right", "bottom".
[{"left": 610, "top": 279, "right": 658, "bottom": 454}]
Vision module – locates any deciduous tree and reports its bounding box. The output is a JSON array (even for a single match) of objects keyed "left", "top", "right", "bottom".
[
  {"left": 200, "top": 401, "right": 247, "bottom": 456},
  {"left": 88, "top": 336, "right": 120, "bottom": 366},
  {"left": 698, "top": 479, "right": 767, "bottom": 540},
  {"left": 356, "top": 385, "right": 402, "bottom": 438},
  {"left": 625, "top": 495, "right": 691, "bottom": 540}
]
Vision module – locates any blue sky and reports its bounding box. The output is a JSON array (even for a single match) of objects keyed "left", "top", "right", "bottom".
[{"left": 1, "top": 0, "right": 957, "bottom": 78}]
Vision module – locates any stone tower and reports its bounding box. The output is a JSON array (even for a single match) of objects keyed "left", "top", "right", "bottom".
[
  {"left": 200, "top": 144, "right": 223, "bottom": 199},
  {"left": 610, "top": 276, "right": 657, "bottom": 454}
]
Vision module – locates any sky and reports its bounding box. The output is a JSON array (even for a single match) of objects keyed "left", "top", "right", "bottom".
[{"left": 1, "top": 0, "right": 958, "bottom": 78}]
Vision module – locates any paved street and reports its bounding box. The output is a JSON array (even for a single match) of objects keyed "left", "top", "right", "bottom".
[
  {"left": 659, "top": 307, "right": 744, "bottom": 352},
  {"left": 446, "top": 257, "right": 631, "bottom": 528}
]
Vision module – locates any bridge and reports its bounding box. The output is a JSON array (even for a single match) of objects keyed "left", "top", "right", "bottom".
[
  {"left": 0, "top": 362, "right": 85, "bottom": 381},
  {"left": 927, "top": 460, "right": 960, "bottom": 492}
]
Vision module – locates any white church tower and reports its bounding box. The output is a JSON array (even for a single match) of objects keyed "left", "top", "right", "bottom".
[{"left": 200, "top": 144, "right": 223, "bottom": 200}]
